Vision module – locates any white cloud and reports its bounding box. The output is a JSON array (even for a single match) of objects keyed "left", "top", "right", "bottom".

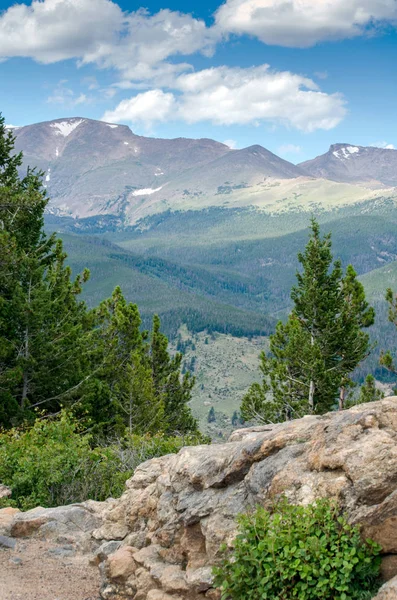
[
  {"left": 0, "top": 0, "right": 123, "bottom": 63},
  {"left": 102, "top": 89, "right": 177, "bottom": 126},
  {"left": 103, "top": 65, "right": 346, "bottom": 133},
  {"left": 370, "top": 141, "right": 395, "bottom": 149},
  {"left": 223, "top": 139, "right": 238, "bottom": 149},
  {"left": 0, "top": 1, "right": 215, "bottom": 86},
  {"left": 278, "top": 144, "right": 303, "bottom": 155},
  {"left": 83, "top": 9, "right": 216, "bottom": 83},
  {"left": 215, "top": 0, "right": 397, "bottom": 47},
  {"left": 175, "top": 66, "right": 346, "bottom": 132}
]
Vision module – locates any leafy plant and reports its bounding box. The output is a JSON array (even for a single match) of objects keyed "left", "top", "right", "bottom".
[
  {"left": 0, "top": 413, "right": 208, "bottom": 510},
  {"left": 214, "top": 498, "right": 381, "bottom": 600}
]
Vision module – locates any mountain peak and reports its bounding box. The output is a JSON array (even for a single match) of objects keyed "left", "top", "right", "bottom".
[{"left": 299, "top": 143, "right": 397, "bottom": 186}]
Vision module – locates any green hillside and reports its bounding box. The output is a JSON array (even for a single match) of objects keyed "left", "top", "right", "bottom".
[{"left": 60, "top": 233, "right": 275, "bottom": 338}]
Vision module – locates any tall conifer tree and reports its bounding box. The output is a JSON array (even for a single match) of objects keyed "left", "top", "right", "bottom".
[
  {"left": 241, "top": 219, "right": 374, "bottom": 423},
  {"left": 0, "top": 114, "right": 92, "bottom": 426}
]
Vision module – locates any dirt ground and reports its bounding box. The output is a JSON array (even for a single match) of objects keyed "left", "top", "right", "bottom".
[{"left": 0, "top": 538, "right": 100, "bottom": 600}]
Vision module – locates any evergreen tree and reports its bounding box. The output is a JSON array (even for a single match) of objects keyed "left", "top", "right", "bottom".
[
  {"left": 0, "top": 114, "right": 92, "bottom": 426},
  {"left": 380, "top": 288, "right": 397, "bottom": 376},
  {"left": 150, "top": 315, "right": 198, "bottom": 434},
  {"left": 116, "top": 351, "right": 163, "bottom": 434},
  {"left": 231, "top": 410, "right": 239, "bottom": 426},
  {"left": 241, "top": 219, "right": 374, "bottom": 424},
  {"left": 346, "top": 375, "right": 384, "bottom": 408},
  {"left": 208, "top": 406, "right": 216, "bottom": 423},
  {"left": 80, "top": 287, "right": 145, "bottom": 434}
]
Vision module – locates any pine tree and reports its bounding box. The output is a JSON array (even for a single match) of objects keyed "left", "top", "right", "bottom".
[
  {"left": 208, "top": 406, "right": 216, "bottom": 423},
  {"left": 380, "top": 288, "right": 397, "bottom": 376},
  {"left": 346, "top": 375, "right": 384, "bottom": 408},
  {"left": 115, "top": 351, "right": 163, "bottom": 434},
  {"left": 0, "top": 114, "right": 92, "bottom": 426},
  {"left": 150, "top": 315, "right": 198, "bottom": 434},
  {"left": 80, "top": 287, "right": 145, "bottom": 434},
  {"left": 241, "top": 219, "right": 374, "bottom": 423}
]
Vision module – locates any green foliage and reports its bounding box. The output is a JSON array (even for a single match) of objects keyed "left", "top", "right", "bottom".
[
  {"left": 241, "top": 219, "right": 375, "bottom": 424},
  {"left": 380, "top": 288, "right": 397, "bottom": 376},
  {"left": 0, "top": 114, "right": 93, "bottom": 426},
  {"left": 150, "top": 314, "right": 198, "bottom": 434},
  {"left": 0, "top": 413, "right": 207, "bottom": 510},
  {"left": 214, "top": 498, "right": 382, "bottom": 600},
  {"left": 0, "top": 118, "right": 198, "bottom": 437},
  {"left": 346, "top": 376, "right": 384, "bottom": 408}
]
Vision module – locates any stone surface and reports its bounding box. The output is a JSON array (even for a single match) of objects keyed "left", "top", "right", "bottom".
[
  {"left": 95, "top": 398, "right": 397, "bottom": 599},
  {"left": 10, "top": 502, "right": 105, "bottom": 551},
  {"left": 381, "top": 556, "right": 397, "bottom": 582},
  {"left": 373, "top": 576, "right": 397, "bottom": 599},
  {"left": 0, "top": 484, "right": 12, "bottom": 499},
  {"left": 0, "top": 507, "right": 20, "bottom": 536},
  {"left": 0, "top": 535, "right": 17, "bottom": 550},
  {"left": 107, "top": 546, "right": 137, "bottom": 581}
]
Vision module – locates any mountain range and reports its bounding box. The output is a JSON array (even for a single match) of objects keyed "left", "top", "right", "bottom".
[
  {"left": 9, "top": 116, "right": 397, "bottom": 426},
  {"left": 11, "top": 117, "right": 397, "bottom": 224}
]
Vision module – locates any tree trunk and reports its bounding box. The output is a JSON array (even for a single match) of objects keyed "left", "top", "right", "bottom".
[
  {"left": 339, "top": 386, "right": 346, "bottom": 411},
  {"left": 21, "top": 278, "right": 32, "bottom": 411},
  {"left": 308, "top": 333, "right": 315, "bottom": 413},
  {"left": 308, "top": 380, "right": 315, "bottom": 413},
  {"left": 129, "top": 391, "right": 133, "bottom": 434}
]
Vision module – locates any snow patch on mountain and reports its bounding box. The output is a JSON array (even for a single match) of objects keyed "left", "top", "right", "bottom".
[
  {"left": 132, "top": 187, "right": 163, "bottom": 196},
  {"left": 106, "top": 124, "right": 119, "bottom": 129},
  {"left": 333, "top": 146, "right": 360, "bottom": 160},
  {"left": 50, "top": 119, "right": 85, "bottom": 137}
]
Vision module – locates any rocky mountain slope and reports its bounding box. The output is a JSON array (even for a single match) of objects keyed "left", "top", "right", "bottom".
[
  {"left": 12, "top": 117, "right": 307, "bottom": 221},
  {"left": 3, "top": 398, "right": 397, "bottom": 600},
  {"left": 299, "top": 143, "right": 397, "bottom": 187},
  {"left": 13, "top": 117, "right": 397, "bottom": 224}
]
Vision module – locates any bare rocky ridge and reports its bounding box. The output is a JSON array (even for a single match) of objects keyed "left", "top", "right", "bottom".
[
  {"left": 11, "top": 118, "right": 306, "bottom": 222},
  {"left": 299, "top": 143, "right": 397, "bottom": 187},
  {"left": 3, "top": 398, "right": 397, "bottom": 598}
]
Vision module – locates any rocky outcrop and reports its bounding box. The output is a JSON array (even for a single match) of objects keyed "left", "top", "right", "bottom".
[
  {"left": 95, "top": 397, "right": 397, "bottom": 600},
  {"left": 0, "top": 500, "right": 109, "bottom": 554}
]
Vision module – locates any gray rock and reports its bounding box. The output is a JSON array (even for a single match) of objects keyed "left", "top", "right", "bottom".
[
  {"left": 93, "top": 540, "right": 122, "bottom": 564},
  {"left": 47, "top": 544, "right": 75, "bottom": 558},
  {"left": 0, "top": 535, "right": 17, "bottom": 549}
]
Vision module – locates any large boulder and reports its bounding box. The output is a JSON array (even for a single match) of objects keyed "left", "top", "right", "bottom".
[
  {"left": 1, "top": 500, "right": 110, "bottom": 553},
  {"left": 95, "top": 397, "right": 397, "bottom": 599}
]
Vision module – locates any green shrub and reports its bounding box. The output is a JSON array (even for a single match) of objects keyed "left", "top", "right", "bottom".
[
  {"left": 0, "top": 413, "right": 208, "bottom": 510},
  {"left": 214, "top": 498, "right": 381, "bottom": 600}
]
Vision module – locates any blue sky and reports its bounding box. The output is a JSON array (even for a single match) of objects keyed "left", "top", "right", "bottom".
[{"left": 0, "top": 0, "right": 396, "bottom": 161}]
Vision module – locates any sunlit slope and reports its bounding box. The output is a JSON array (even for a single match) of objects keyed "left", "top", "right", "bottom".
[{"left": 123, "top": 174, "right": 396, "bottom": 224}]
